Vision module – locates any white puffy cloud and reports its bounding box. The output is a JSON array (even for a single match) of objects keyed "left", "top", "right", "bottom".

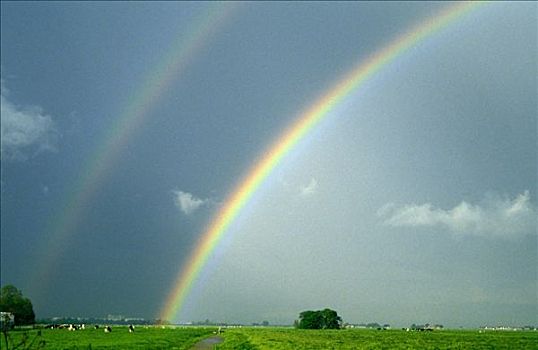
[
  {"left": 300, "top": 178, "right": 318, "bottom": 196},
  {"left": 172, "top": 190, "right": 207, "bottom": 215},
  {"left": 378, "top": 191, "right": 537, "bottom": 238},
  {"left": 1, "top": 79, "right": 58, "bottom": 160}
]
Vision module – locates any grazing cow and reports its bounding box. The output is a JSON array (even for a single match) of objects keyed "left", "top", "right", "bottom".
[
  {"left": 94, "top": 325, "right": 99, "bottom": 329},
  {"left": 104, "top": 326, "right": 112, "bottom": 333},
  {"left": 128, "top": 325, "right": 134, "bottom": 333}
]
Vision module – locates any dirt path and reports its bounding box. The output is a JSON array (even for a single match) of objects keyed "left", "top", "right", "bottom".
[{"left": 190, "top": 335, "right": 224, "bottom": 349}]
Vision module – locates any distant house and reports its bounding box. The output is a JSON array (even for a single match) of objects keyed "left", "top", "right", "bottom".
[{"left": 0, "top": 312, "right": 15, "bottom": 330}]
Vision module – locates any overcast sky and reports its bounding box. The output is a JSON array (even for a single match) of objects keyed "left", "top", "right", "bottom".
[{"left": 1, "top": 1, "right": 536, "bottom": 328}]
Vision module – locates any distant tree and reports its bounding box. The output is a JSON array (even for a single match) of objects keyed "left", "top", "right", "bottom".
[
  {"left": 320, "top": 309, "right": 342, "bottom": 329},
  {"left": 262, "top": 320, "right": 269, "bottom": 327},
  {"left": 0, "top": 285, "right": 35, "bottom": 325},
  {"left": 297, "top": 310, "right": 321, "bottom": 329},
  {"left": 295, "top": 309, "right": 341, "bottom": 329}
]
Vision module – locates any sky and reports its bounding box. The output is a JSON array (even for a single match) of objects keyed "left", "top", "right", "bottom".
[{"left": 1, "top": 1, "right": 536, "bottom": 328}]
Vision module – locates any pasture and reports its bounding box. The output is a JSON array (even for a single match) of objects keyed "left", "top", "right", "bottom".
[
  {"left": 1, "top": 326, "right": 215, "bottom": 350},
  {"left": 2, "top": 326, "right": 537, "bottom": 349},
  {"left": 216, "top": 328, "right": 538, "bottom": 350}
]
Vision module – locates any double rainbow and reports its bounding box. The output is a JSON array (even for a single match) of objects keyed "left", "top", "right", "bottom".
[{"left": 160, "top": 2, "right": 485, "bottom": 322}]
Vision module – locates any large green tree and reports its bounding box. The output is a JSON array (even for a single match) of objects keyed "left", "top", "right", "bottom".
[
  {"left": 0, "top": 285, "right": 35, "bottom": 325},
  {"left": 295, "top": 308, "right": 342, "bottom": 329}
]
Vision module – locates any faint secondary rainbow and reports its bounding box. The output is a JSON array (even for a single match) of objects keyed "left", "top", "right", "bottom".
[
  {"left": 160, "top": 2, "right": 485, "bottom": 322},
  {"left": 31, "top": 2, "right": 239, "bottom": 296}
]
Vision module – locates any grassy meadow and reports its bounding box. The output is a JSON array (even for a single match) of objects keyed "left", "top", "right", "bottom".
[
  {"left": 216, "top": 327, "right": 538, "bottom": 349},
  {"left": 1, "top": 326, "right": 215, "bottom": 350},
  {"left": 2, "top": 326, "right": 537, "bottom": 349}
]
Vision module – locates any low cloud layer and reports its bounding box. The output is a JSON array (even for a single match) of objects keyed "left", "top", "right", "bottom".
[
  {"left": 378, "top": 191, "right": 537, "bottom": 238},
  {"left": 173, "top": 190, "right": 207, "bottom": 215},
  {"left": 1, "top": 80, "right": 58, "bottom": 160}
]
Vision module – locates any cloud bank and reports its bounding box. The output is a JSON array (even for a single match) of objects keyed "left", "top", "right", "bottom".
[
  {"left": 1, "top": 79, "right": 58, "bottom": 160},
  {"left": 378, "top": 191, "right": 537, "bottom": 238},
  {"left": 173, "top": 190, "right": 207, "bottom": 215}
]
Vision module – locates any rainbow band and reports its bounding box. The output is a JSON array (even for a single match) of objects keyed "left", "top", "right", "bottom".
[
  {"left": 31, "top": 2, "right": 239, "bottom": 296},
  {"left": 160, "top": 2, "right": 485, "bottom": 322}
]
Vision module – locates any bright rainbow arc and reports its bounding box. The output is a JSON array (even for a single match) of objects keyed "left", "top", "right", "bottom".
[
  {"left": 160, "top": 2, "right": 485, "bottom": 322},
  {"left": 31, "top": 2, "right": 239, "bottom": 297}
]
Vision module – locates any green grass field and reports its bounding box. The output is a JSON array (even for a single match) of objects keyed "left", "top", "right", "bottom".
[
  {"left": 1, "top": 326, "right": 216, "bottom": 350},
  {"left": 216, "top": 328, "right": 538, "bottom": 350},
  {"left": 2, "top": 327, "right": 537, "bottom": 349}
]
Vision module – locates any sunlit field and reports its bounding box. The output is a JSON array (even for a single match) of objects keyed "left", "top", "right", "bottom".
[{"left": 3, "top": 327, "right": 537, "bottom": 349}]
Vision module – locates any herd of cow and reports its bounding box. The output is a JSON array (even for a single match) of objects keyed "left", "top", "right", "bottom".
[{"left": 44, "top": 324, "right": 135, "bottom": 333}]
